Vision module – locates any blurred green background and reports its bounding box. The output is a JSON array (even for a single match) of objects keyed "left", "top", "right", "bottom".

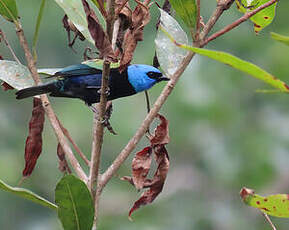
[{"left": 1, "top": 0, "right": 289, "bottom": 229}]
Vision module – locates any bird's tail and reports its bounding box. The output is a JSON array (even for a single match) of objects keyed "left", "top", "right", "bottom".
[{"left": 16, "top": 82, "right": 56, "bottom": 99}]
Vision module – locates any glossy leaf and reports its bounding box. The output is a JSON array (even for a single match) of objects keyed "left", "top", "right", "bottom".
[
  {"left": 0, "top": 0, "right": 18, "bottom": 22},
  {"left": 54, "top": 0, "right": 94, "bottom": 44},
  {"left": 157, "top": 19, "right": 289, "bottom": 92},
  {"left": 0, "top": 178, "right": 57, "bottom": 210},
  {"left": 155, "top": 9, "right": 188, "bottom": 76},
  {"left": 0, "top": 60, "right": 35, "bottom": 90},
  {"left": 240, "top": 187, "right": 289, "bottom": 218},
  {"left": 55, "top": 175, "right": 94, "bottom": 230},
  {"left": 271, "top": 32, "right": 289, "bottom": 46},
  {"left": 168, "top": 0, "right": 197, "bottom": 28},
  {"left": 236, "top": 0, "right": 277, "bottom": 33}
]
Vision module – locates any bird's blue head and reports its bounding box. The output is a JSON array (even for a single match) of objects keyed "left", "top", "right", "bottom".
[{"left": 127, "top": 64, "right": 169, "bottom": 92}]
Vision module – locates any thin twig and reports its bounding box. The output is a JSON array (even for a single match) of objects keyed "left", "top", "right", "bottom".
[
  {"left": 14, "top": 21, "right": 87, "bottom": 182},
  {"left": 98, "top": 0, "right": 236, "bottom": 192},
  {"left": 199, "top": 0, "right": 235, "bottom": 40},
  {"left": 194, "top": 0, "right": 201, "bottom": 42},
  {"left": 262, "top": 213, "right": 277, "bottom": 230},
  {"left": 96, "top": 0, "right": 107, "bottom": 18},
  {"left": 57, "top": 118, "right": 90, "bottom": 166},
  {"left": 201, "top": 0, "right": 278, "bottom": 46},
  {"left": 0, "top": 30, "right": 21, "bottom": 64},
  {"left": 89, "top": 0, "right": 116, "bottom": 228}
]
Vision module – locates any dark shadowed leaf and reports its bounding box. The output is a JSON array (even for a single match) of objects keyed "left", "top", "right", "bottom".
[
  {"left": 55, "top": 175, "right": 94, "bottom": 230},
  {"left": 0, "top": 0, "right": 18, "bottom": 22},
  {"left": 240, "top": 187, "right": 289, "bottom": 218},
  {"left": 57, "top": 143, "right": 71, "bottom": 174},
  {"left": 22, "top": 98, "right": 45, "bottom": 177},
  {"left": 150, "top": 114, "right": 170, "bottom": 146},
  {"left": 129, "top": 145, "right": 170, "bottom": 217},
  {"left": 119, "top": 0, "right": 150, "bottom": 71},
  {"left": 81, "top": 0, "right": 116, "bottom": 61},
  {"left": 0, "top": 178, "right": 57, "bottom": 210},
  {"left": 131, "top": 147, "right": 152, "bottom": 190},
  {"left": 168, "top": 0, "right": 197, "bottom": 28}
]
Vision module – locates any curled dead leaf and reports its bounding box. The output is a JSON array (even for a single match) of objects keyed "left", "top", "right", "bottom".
[
  {"left": 62, "top": 14, "right": 85, "bottom": 49},
  {"left": 22, "top": 98, "right": 45, "bottom": 177},
  {"left": 150, "top": 114, "right": 170, "bottom": 146},
  {"left": 131, "top": 147, "right": 152, "bottom": 190},
  {"left": 129, "top": 145, "right": 169, "bottom": 217},
  {"left": 119, "top": 0, "right": 151, "bottom": 71},
  {"left": 81, "top": 0, "right": 117, "bottom": 61}
]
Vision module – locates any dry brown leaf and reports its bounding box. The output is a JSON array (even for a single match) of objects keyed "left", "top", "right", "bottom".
[
  {"left": 119, "top": 0, "right": 151, "bottom": 71},
  {"left": 131, "top": 147, "right": 152, "bottom": 190},
  {"left": 81, "top": 0, "right": 117, "bottom": 61},
  {"left": 150, "top": 114, "right": 170, "bottom": 146},
  {"left": 22, "top": 98, "right": 45, "bottom": 177},
  {"left": 57, "top": 143, "right": 71, "bottom": 174},
  {"left": 129, "top": 145, "right": 169, "bottom": 217}
]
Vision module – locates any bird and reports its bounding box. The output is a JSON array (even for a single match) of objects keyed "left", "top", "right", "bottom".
[{"left": 16, "top": 64, "right": 169, "bottom": 106}]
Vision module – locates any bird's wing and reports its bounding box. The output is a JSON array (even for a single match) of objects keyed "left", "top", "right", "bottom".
[{"left": 53, "top": 64, "right": 102, "bottom": 78}]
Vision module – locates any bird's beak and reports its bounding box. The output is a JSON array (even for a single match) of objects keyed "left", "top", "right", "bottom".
[{"left": 158, "top": 76, "right": 170, "bottom": 82}]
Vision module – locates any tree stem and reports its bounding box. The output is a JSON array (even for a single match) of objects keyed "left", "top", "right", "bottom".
[{"left": 15, "top": 22, "right": 87, "bottom": 182}]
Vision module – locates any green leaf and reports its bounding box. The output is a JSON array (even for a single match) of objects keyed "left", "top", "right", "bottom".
[
  {"left": 38, "top": 68, "right": 62, "bottom": 76},
  {"left": 0, "top": 0, "right": 18, "bottom": 22},
  {"left": 168, "top": 0, "right": 197, "bottom": 28},
  {"left": 0, "top": 60, "right": 35, "bottom": 90},
  {"left": 0, "top": 178, "right": 57, "bottom": 210},
  {"left": 271, "top": 32, "right": 289, "bottom": 46},
  {"left": 32, "top": 0, "right": 46, "bottom": 61},
  {"left": 236, "top": 0, "right": 277, "bottom": 34},
  {"left": 240, "top": 188, "right": 289, "bottom": 218},
  {"left": 55, "top": 175, "right": 94, "bottom": 230},
  {"left": 53, "top": 0, "right": 95, "bottom": 44},
  {"left": 82, "top": 58, "right": 120, "bottom": 69},
  {"left": 155, "top": 9, "right": 188, "bottom": 76},
  {"left": 158, "top": 23, "right": 289, "bottom": 92}
]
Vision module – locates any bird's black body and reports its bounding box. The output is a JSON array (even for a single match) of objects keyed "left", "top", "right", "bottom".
[{"left": 16, "top": 64, "right": 169, "bottom": 106}]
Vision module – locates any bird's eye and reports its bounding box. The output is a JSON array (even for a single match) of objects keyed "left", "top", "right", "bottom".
[{"left": 147, "top": 71, "right": 162, "bottom": 79}]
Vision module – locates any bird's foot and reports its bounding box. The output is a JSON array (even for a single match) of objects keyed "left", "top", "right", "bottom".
[{"left": 97, "top": 87, "right": 110, "bottom": 96}]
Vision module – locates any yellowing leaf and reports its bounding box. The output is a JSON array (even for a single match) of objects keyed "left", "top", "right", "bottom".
[
  {"left": 236, "top": 0, "right": 277, "bottom": 34},
  {"left": 240, "top": 187, "right": 289, "bottom": 218}
]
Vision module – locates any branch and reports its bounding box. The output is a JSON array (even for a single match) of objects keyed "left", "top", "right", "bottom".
[
  {"left": 57, "top": 118, "right": 90, "bottom": 166},
  {"left": 0, "top": 29, "right": 21, "bottom": 64},
  {"left": 98, "top": 0, "right": 236, "bottom": 192},
  {"left": 199, "top": 0, "right": 235, "bottom": 40},
  {"left": 201, "top": 0, "right": 278, "bottom": 46},
  {"left": 89, "top": 0, "right": 116, "bottom": 227},
  {"left": 14, "top": 22, "right": 87, "bottom": 182}
]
